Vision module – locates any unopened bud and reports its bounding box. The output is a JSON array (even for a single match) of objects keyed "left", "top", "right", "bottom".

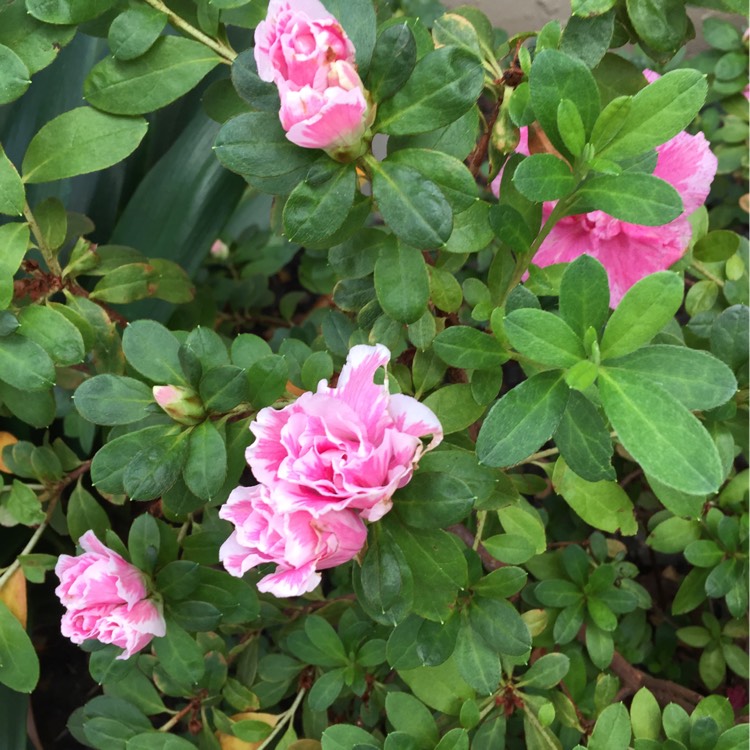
[
  {"left": 152, "top": 385, "right": 205, "bottom": 425},
  {"left": 209, "top": 239, "right": 229, "bottom": 260}
]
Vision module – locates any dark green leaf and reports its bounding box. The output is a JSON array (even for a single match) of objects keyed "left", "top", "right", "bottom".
[
  {"left": 0, "top": 146, "right": 23, "bottom": 216},
  {"left": 122, "top": 320, "right": 184, "bottom": 384},
  {"left": 559, "top": 254, "right": 610, "bottom": 338},
  {"left": 432, "top": 326, "right": 506, "bottom": 370},
  {"left": 0, "top": 334, "right": 55, "bottom": 391},
  {"left": 0, "top": 43, "right": 30, "bottom": 105},
  {"left": 75, "top": 375, "right": 154, "bottom": 426},
  {"left": 476, "top": 371, "right": 570, "bottom": 467},
  {"left": 374, "top": 240, "right": 430, "bottom": 323},
  {"left": 376, "top": 46, "right": 484, "bottom": 135},
  {"left": 504, "top": 308, "right": 585, "bottom": 368},
  {"left": 513, "top": 154, "right": 576, "bottom": 202},
  {"left": 0, "top": 601, "right": 38, "bottom": 693},
  {"left": 108, "top": 6, "right": 167, "bottom": 61},
  {"left": 368, "top": 23, "right": 417, "bottom": 102}
]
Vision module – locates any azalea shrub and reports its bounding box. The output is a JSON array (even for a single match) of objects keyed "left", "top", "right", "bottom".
[{"left": 0, "top": 0, "right": 748, "bottom": 748}]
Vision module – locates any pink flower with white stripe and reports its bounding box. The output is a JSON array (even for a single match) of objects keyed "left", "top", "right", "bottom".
[
  {"left": 247, "top": 344, "right": 443, "bottom": 523},
  {"left": 219, "top": 484, "right": 367, "bottom": 597},
  {"left": 492, "top": 77, "right": 717, "bottom": 306},
  {"left": 55, "top": 531, "right": 165, "bottom": 659}
]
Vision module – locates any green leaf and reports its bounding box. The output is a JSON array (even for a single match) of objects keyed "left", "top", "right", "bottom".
[
  {"left": 199, "top": 365, "right": 248, "bottom": 412},
  {"left": 247, "top": 355, "right": 288, "bottom": 408},
  {"left": 557, "top": 98, "right": 587, "bottom": 156},
  {"left": 631, "top": 687, "right": 662, "bottom": 740},
  {"left": 283, "top": 161, "right": 356, "bottom": 246},
  {"left": 84, "top": 37, "right": 220, "bottom": 115},
  {"left": 91, "top": 425, "right": 180, "bottom": 495},
  {"left": 395, "top": 472, "right": 475, "bottom": 529},
  {"left": 388, "top": 149, "right": 478, "bottom": 212},
  {"left": 572, "top": 0, "right": 616, "bottom": 15},
  {"left": 0, "top": 600, "right": 38, "bottom": 693},
  {"left": 513, "top": 154, "right": 576, "bottom": 202},
  {"left": 648, "top": 517, "right": 702, "bottom": 554},
  {"left": 432, "top": 13, "right": 482, "bottom": 57},
  {"left": 376, "top": 46, "right": 484, "bottom": 135},
  {"left": 472, "top": 567, "right": 527, "bottom": 599},
  {"left": 454, "top": 613, "right": 501, "bottom": 694},
  {"left": 588, "top": 703, "right": 631, "bottom": 750},
  {"left": 321, "top": 0, "right": 375, "bottom": 73},
  {"left": 66, "top": 482, "right": 111, "bottom": 544},
  {"left": 21, "top": 107, "right": 148, "bottom": 184},
  {"left": 0, "top": 223, "right": 28, "bottom": 309},
  {"left": 598, "top": 70, "right": 707, "bottom": 159},
  {"left": 371, "top": 160, "right": 453, "bottom": 248},
  {"left": 17, "top": 304, "right": 85, "bottom": 366},
  {"left": 469, "top": 596, "right": 531, "bottom": 657},
  {"left": 554, "top": 391, "right": 615, "bottom": 482},
  {"left": 476, "top": 371, "right": 569, "bottom": 467},
  {"left": 0, "top": 146, "right": 23, "bottom": 216},
  {"left": 482, "top": 534, "right": 536, "bottom": 565},
  {"left": 600, "top": 272, "right": 683, "bottom": 359},
  {"left": 152, "top": 620, "right": 205, "bottom": 689},
  {"left": 598, "top": 368, "right": 723, "bottom": 495},
  {"left": 559, "top": 254, "right": 610, "bottom": 338},
  {"left": 561, "top": 12, "right": 614, "bottom": 69},
  {"left": 443, "top": 201, "right": 494, "bottom": 255},
  {"left": 573, "top": 173, "right": 682, "bottom": 226},
  {"left": 123, "top": 430, "right": 189, "bottom": 501},
  {"left": 108, "top": 6, "right": 167, "bottom": 61},
  {"left": 517, "top": 653, "right": 570, "bottom": 688},
  {"left": 368, "top": 23, "right": 417, "bottom": 102},
  {"left": 433, "top": 326, "right": 507, "bottom": 370},
  {"left": 604, "top": 346, "right": 737, "bottom": 411},
  {"left": 26, "top": 0, "right": 116, "bottom": 24},
  {"left": 626, "top": 0, "right": 687, "bottom": 53},
  {"left": 122, "top": 320, "right": 184, "bottom": 384},
  {"left": 126, "top": 732, "right": 197, "bottom": 750},
  {"left": 529, "top": 49, "right": 601, "bottom": 158},
  {"left": 308, "top": 668, "right": 345, "bottom": 711},
  {"left": 192, "top": 567, "right": 258, "bottom": 625},
  {"left": 386, "top": 692, "right": 439, "bottom": 748},
  {"left": 693, "top": 230, "right": 741, "bottom": 263},
  {"left": 553, "top": 457, "right": 637, "bottom": 534},
  {"left": 321, "top": 725, "right": 380, "bottom": 750},
  {"left": 504, "top": 308, "right": 585, "bottom": 368},
  {"left": 89, "top": 264, "right": 161, "bottom": 304},
  {"left": 0, "top": 334, "right": 55, "bottom": 391},
  {"left": 0, "top": 43, "right": 30, "bottom": 105},
  {"left": 374, "top": 240, "right": 430, "bottom": 323},
  {"left": 127, "top": 513, "right": 160, "bottom": 573},
  {"left": 183, "top": 421, "right": 227, "bottom": 501},
  {"left": 422, "top": 383, "right": 486, "bottom": 435},
  {"left": 386, "top": 520, "right": 468, "bottom": 623}
]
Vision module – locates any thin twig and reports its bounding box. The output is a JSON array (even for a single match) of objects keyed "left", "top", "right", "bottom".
[
  {"left": 141, "top": 0, "right": 237, "bottom": 62},
  {"left": 23, "top": 202, "right": 62, "bottom": 276}
]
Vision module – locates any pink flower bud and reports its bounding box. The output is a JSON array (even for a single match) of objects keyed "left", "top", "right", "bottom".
[
  {"left": 210, "top": 239, "right": 229, "bottom": 259},
  {"left": 152, "top": 385, "right": 205, "bottom": 425},
  {"left": 55, "top": 531, "right": 166, "bottom": 659}
]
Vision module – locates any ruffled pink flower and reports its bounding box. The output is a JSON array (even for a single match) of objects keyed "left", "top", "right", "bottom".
[
  {"left": 278, "top": 61, "right": 371, "bottom": 153},
  {"left": 55, "top": 531, "right": 165, "bottom": 659},
  {"left": 219, "top": 484, "right": 367, "bottom": 597},
  {"left": 247, "top": 344, "right": 443, "bottom": 523},
  {"left": 492, "top": 87, "right": 717, "bottom": 305},
  {"left": 255, "top": 0, "right": 355, "bottom": 90}
]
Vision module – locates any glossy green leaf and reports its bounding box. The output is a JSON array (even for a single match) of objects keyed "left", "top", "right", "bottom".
[
  {"left": 22, "top": 107, "right": 148, "bottom": 184},
  {"left": 0, "top": 43, "right": 30, "bottom": 105},
  {"left": 283, "top": 161, "right": 356, "bottom": 246},
  {"left": 423, "top": 383, "right": 486, "bottom": 435},
  {"left": 368, "top": 23, "right": 417, "bottom": 102},
  {"left": 432, "top": 326, "right": 506, "bottom": 370},
  {"left": 395, "top": 472, "right": 475, "bottom": 529},
  {"left": 17, "top": 303, "right": 84, "bottom": 365},
  {"left": 122, "top": 320, "right": 184, "bottom": 384},
  {"left": 454, "top": 613, "right": 501, "bottom": 694},
  {"left": 626, "top": 0, "right": 687, "bottom": 53},
  {"left": 377, "top": 46, "right": 484, "bottom": 135},
  {"left": 84, "top": 37, "right": 220, "bottom": 115},
  {"left": 152, "top": 620, "right": 205, "bottom": 689},
  {"left": 598, "top": 368, "right": 723, "bottom": 495},
  {"left": 371, "top": 160, "right": 453, "bottom": 248},
  {"left": 66, "top": 482, "right": 111, "bottom": 544},
  {"left": 26, "top": 0, "right": 116, "bottom": 24}
]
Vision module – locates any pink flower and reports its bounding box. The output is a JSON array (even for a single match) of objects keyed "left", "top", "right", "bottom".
[
  {"left": 247, "top": 344, "right": 443, "bottom": 523},
  {"left": 219, "top": 484, "right": 367, "bottom": 597},
  {"left": 254, "top": 0, "right": 355, "bottom": 90},
  {"left": 278, "top": 61, "right": 372, "bottom": 154},
  {"left": 55, "top": 531, "right": 165, "bottom": 659},
  {"left": 152, "top": 384, "right": 204, "bottom": 425},
  {"left": 492, "top": 104, "right": 717, "bottom": 306},
  {"left": 254, "top": 0, "right": 373, "bottom": 159}
]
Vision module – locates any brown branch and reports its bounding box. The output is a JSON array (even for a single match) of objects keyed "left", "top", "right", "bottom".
[
  {"left": 467, "top": 100, "right": 502, "bottom": 178},
  {"left": 448, "top": 523, "right": 505, "bottom": 571}
]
